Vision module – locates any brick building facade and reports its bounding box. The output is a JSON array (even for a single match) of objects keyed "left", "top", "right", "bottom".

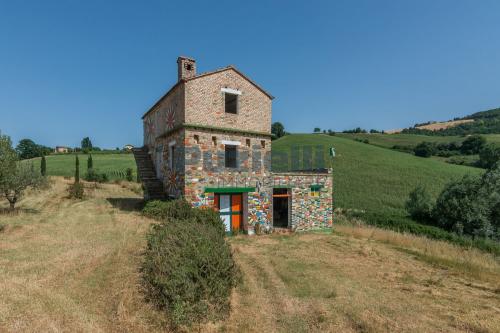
[{"left": 139, "top": 56, "right": 332, "bottom": 233}]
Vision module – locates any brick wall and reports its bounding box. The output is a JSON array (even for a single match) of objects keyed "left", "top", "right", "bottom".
[
  {"left": 143, "top": 84, "right": 185, "bottom": 149},
  {"left": 184, "top": 69, "right": 272, "bottom": 134}
]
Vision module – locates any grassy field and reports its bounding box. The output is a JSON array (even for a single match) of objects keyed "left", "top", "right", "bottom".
[
  {"left": 337, "top": 132, "right": 500, "bottom": 149},
  {"left": 30, "top": 153, "right": 137, "bottom": 180},
  {"left": 272, "top": 134, "right": 483, "bottom": 220},
  {"left": 1, "top": 179, "right": 498, "bottom": 332}
]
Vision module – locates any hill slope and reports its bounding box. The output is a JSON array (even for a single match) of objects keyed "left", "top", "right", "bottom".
[
  {"left": 402, "top": 107, "right": 500, "bottom": 136},
  {"left": 272, "top": 134, "right": 483, "bottom": 219}
]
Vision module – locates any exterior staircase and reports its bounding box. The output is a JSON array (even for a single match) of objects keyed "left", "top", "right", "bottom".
[{"left": 132, "top": 147, "right": 166, "bottom": 200}]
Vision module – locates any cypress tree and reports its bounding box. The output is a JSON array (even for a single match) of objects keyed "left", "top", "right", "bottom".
[
  {"left": 87, "top": 154, "right": 93, "bottom": 170},
  {"left": 75, "top": 155, "right": 80, "bottom": 183},
  {"left": 41, "top": 155, "right": 46, "bottom": 176}
]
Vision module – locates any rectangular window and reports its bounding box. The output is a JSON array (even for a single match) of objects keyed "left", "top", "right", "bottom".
[
  {"left": 225, "top": 93, "right": 238, "bottom": 114},
  {"left": 310, "top": 184, "right": 323, "bottom": 197},
  {"left": 225, "top": 145, "right": 237, "bottom": 168}
]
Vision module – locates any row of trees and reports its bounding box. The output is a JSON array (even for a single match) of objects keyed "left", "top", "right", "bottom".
[
  {"left": 412, "top": 135, "right": 500, "bottom": 168},
  {"left": 0, "top": 132, "right": 46, "bottom": 210},
  {"left": 341, "top": 127, "right": 383, "bottom": 134},
  {"left": 14, "top": 136, "right": 129, "bottom": 160},
  {"left": 406, "top": 164, "right": 500, "bottom": 240}
]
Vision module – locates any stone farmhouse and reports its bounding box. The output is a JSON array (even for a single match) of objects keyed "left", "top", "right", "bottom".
[{"left": 134, "top": 57, "right": 332, "bottom": 233}]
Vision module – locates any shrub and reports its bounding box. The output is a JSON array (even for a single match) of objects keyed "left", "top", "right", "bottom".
[
  {"left": 478, "top": 144, "right": 500, "bottom": 169},
  {"left": 405, "top": 185, "right": 433, "bottom": 222},
  {"left": 125, "top": 168, "right": 133, "bottom": 181},
  {"left": 75, "top": 155, "right": 80, "bottom": 183},
  {"left": 460, "top": 135, "right": 486, "bottom": 155},
  {"left": 434, "top": 175, "right": 491, "bottom": 237},
  {"left": 87, "top": 154, "right": 93, "bottom": 170},
  {"left": 40, "top": 155, "right": 46, "bottom": 176},
  {"left": 414, "top": 142, "right": 435, "bottom": 157},
  {"left": 68, "top": 182, "right": 84, "bottom": 199},
  {"left": 143, "top": 199, "right": 225, "bottom": 235},
  {"left": 142, "top": 200, "right": 236, "bottom": 326},
  {"left": 84, "top": 168, "right": 109, "bottom": 183}
]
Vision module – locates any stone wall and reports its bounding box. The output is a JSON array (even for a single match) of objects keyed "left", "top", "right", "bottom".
[
  {"left": 272, "top": 171, "right": 333, "bottom": 231},
  {"left": 154, "top": 130, "right": 186, "bottom": 198},
  {"left": 184, "top": 69, "right": 272, "bottom": 134},
  {"left": 182, "top": 127, "right": 272, "bottom": 229}
]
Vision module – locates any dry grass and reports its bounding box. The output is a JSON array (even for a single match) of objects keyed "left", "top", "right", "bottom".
[
  {"left": 0, "top": 177, "right": 166, "bottom": 332},
  {"left": 215, "top": 231, "right": 500, "bottom": 333},
  {"left": 334, "top": 224, "right": 500, "bottom": 283},
  {"left": 416, "top": 119, "right": 474, "bottom": 131},
  {"left": 1, "top": 178, "right": 499, "bottom": 332}
]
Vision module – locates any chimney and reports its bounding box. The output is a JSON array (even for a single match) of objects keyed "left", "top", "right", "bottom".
[{"left": 177, "top": 56, "right": 196, "bottom": 81}]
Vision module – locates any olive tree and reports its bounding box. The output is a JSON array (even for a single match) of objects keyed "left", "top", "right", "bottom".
[
  {"left": 0, "top": 132, "right": 45, "bottom": 210},
  {"left": 1, "top": 162, "right": 45, "bottom": 210}
]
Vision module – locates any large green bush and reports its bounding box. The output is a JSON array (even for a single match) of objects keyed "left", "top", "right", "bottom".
[
  {"left": 142, "top": 199, "right": 235, "bottom": 326},
  {"left": 434, "top": 176, "right": 491, "bottom": 237},
  {"left": 460, "top": 135, "right": 486, "bottom": 155},
  {"left": 413, "top": 142, "right": 435, "bottom": 157},
  {"left": 405, "top": 185, "right": 433, "bottom": 222},
  {"left": 478, "top": 144, "right": 500, "bottom": 169},
  {"left": 433, "top": 165, "right": 500, "bottom": 239}
]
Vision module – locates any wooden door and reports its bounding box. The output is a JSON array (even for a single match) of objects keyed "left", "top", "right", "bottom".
[{"left": 216, "top": 194, "right": 243, "bottom": 234}]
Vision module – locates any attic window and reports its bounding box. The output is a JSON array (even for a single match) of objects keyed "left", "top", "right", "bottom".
[
  {"left": 194, "top": 135, "right": 200, "bottom": 144},
  {"left": 225, "top": 93, "right": 238, "bottom": 114},
  {"left": 212, "top": 136, "right": 217, "bottom": 146},
  {"left": 185, "top": 63, "right": 193, "bottom": 71},
  {"left": 261, "top": 140, "right": 266, "bottom": 148}
]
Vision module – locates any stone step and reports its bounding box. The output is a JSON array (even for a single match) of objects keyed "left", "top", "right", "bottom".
[{"left": 132, "top": 146, "right": 167, "bottom": 200}]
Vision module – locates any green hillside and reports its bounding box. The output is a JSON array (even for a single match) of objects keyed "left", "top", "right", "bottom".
[
  {"left": 272, "top": 134, "right": 483, "bottom": 220},
  {"left": 31, "top": 153, "right": 136, "bottom": 180}
]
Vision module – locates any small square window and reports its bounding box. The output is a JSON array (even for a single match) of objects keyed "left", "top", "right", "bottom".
[
  {"left": 212, "top": 136, "right": 217, "bottom": 146},
  {"left": 225, "top": 145, "right": 237, "bottom": 168},
  {"left": 261, "top": 140, "right": 266, "bottom": 148},
  {"left": 194, "top": 135, "right": 199, "bottom": 144},
  {"left": 246, "top": 139, "right": 251, "bottom": 147},
  {"left": 225, "top": 93, "right": 238, "bottom": 114},
  {"left": 310, "top": 185, "right": 323, "bottom": 197}
]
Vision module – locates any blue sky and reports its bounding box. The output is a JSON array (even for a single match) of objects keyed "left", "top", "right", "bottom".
[{"left": 1, "top": 1, "right": 500, "bottom": 148}]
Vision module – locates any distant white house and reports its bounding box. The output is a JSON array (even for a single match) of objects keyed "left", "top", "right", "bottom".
[
  {"left": 123, "top": 144, "right": 134, "bottom": 151},
  {"left": 54, "top": 146, "right": 69, "bottom": 153}
]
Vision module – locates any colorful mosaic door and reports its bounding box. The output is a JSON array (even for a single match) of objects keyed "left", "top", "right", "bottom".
[{"left": 214, "top": 194, "right": 242, "bottom": 233}]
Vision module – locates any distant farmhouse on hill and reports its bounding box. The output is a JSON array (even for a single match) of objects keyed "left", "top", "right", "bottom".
[
  {"left": 54, "top": 146, "right": 69, "bottom": 153},
  {"left": 133, "top": 56, "right": 333, "bottom": 234}
]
